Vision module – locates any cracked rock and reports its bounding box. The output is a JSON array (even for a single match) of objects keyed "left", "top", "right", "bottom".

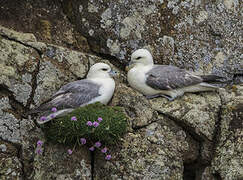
[
  {"left": 31, "top": 144, "right": 91, "bottom": 180},
  {"left": 111, "top": 83, "right": 156, "bottom": 128},
  {"left": 150, "top": 92, "right": 221, "bottom": 141},
  {"left": 95, "top": 119, "right": 199, "bottom": 179},
  {"left": 62, "top": 0, "right": 242, "bottom": 82},
  {"left": 212, "top": 85, "right": 243, "bottom": 179}
]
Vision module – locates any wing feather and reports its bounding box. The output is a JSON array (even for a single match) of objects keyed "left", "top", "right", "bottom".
[
  {"left": 146, "top": 65, "right": 203, "bottom": 90},
  {"left": 31, "top": 80, "right": 100, "bottom": 113}
]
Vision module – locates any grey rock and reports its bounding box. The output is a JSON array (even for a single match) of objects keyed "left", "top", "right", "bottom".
[
  {"left": 212, "top": 85, "right": 243, "bottom": 180},
  {"left": 1, "top": 7, "right": 242, "bottom": 178},
  {"left": 63, "top": 0, "right": 242, "bottom": 81},
  {"left": 31, "top": 144, "right": 91, "bottom": 180},
  {"left": 150, "top": 92, "right": 221, "bottom": 140},
  {"left": 0, "top": 144, "right": 7, "bottom": 152},
  {"left": 111, "top": 83, "right": 156, "bottom": 128},
  {"left": 0, "top": 25, "right": 36, "bottom": 43},
  {"left": 0, "top": 26, "right": 109, "bottom": 179},
  {"left": 0, "top": 97, "right": 22, "bottom": 143},
  {"left": 95, "top": 119, "right": 199, "bottom": 179},
  {"left": 0, "top": 140, "right": 22, "bottom": 180}
]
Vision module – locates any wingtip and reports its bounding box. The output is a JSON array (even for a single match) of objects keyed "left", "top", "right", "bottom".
[{"left": 201, "top": 75, "right": 225, "bottom": 83}]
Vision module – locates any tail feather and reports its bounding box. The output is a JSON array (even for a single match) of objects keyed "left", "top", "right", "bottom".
[
  {"left": 200, "top": 75, "right": 224, "bottom": 83},
  {"left": 199, "top": 82, "right": 219, "bottom": 89}
]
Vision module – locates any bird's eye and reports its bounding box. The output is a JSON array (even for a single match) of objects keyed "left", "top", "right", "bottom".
[
  {"left": 136, "top": 56, "right": 142, "bottom": 60},
  {"left": 102, "top": 68, "right": 108, "bottom": 71}
]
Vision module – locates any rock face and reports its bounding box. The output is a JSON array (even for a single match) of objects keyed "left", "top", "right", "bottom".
[
  {"left": 212, "top": 86, "right": 243, "bottom": 180},
  {"left": 62, "top": 0, "right": 242, "bottom": 82},
  {"left": 0, "top": 1, "right": 242, "bottom": 179}
]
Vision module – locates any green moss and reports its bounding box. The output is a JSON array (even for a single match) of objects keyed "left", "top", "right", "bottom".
[{"left": 42, "top": 103, "right": 127, "bottom": 146}]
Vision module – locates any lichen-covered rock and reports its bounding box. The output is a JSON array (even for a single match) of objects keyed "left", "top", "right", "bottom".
[
  {"left": 0, "top": 0, "right": 90, "bottom": 52},
  {"left": 31, "top": 143, "right": 91, "bottom": 180},
  {"left": 0, "top": 140, "right": 22, "bottom": 180},
  {"left": 111, "top": 83, "right": 157, "bottom": 128},
  {"left": 94, "top": 118, "right": 199, "bottom": 179},
  {"left": 0, "top": 26, "right": 104, "bottom": 179},
  {"left": 150, "top": 92, "right": 221, "bottom": 140},
  {"left": 0, "top": 5, "right": 242, "bottom": 178},
  {"left": 0, "top": 97, "right": 31, "bottom": 143},
  {"left": 62, "top": 0, "right": 242, "bottom": 82},
  {"left": 212, "top": 85, "right": 243, "bottom": 180}
]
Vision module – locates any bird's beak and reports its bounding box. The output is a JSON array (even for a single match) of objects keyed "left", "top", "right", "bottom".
[
  {"left": 108, "top": 70, "right": 118, "bottom": 77},
  {"left": 125, "top": 61, "right": 134, "bottom": 72}
]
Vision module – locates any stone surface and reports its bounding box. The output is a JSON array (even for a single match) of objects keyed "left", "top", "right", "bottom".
[
  {"left": 212, "top": 85, "right": 243, "bottom": 180},
  {"left": 62, "top": 0, "right": 242, "bottom": 82},
  {"left": 111, "top": 83, "right": 157, "bottom": 129},
  {"left": 0, "top": 0, "right": 90, "bottom": 52},
  {"left": 0, "top": 26, "right": 98, "bottom": 179},
  {"left": 0, "top": 140, "right": 22, "bottom": 180},
  {"left": 0, "top": 1, "right": 242, "bottom": 178},
  {"left": 150, "top": 92, "right": 221, "bottom": 141},
  {"left": 31, "top": 144, "right": 91, "bottom": 180},
  {"left": 95, "top": 119, "right": 199, "bottom": 180}
]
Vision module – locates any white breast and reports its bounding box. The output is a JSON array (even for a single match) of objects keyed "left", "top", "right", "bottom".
[
  {"left": 90, "top": 78, "right": 115, "bottom": 105},
  {"left": 127, "top": 66, "right": 160, "bottom": 96}
]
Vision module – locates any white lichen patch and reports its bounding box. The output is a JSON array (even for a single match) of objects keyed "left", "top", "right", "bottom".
[
  {"left": 79, "top": 5, "right": 83, "bottom": 13},
  {"left": 0, "top": 144, "right": 7, "bottom": 152},
  {"left": 0, "top": 97, "right": 22, "bottom": 143},
  {"left": 89, "top": 29, "right": 94, "bottom": 36},
  {"left": 101, "top": 8, "right": 112, "bottom": 28},
  {"left": 34, "top": 61, "right": 65, "bottom": 104},
  {"left": 214, "top": 52, "right": 226, "bottom": 67},
  {"left": 9, "top": 73, "right": 32, "bottom": 106},
  {"left": 163, "top": 36, "right": 175, "bottom": 51},
  {"left": 196, "top": 11, "right": 208, "bottom": 24},
  {"left": 223, "top": 0, "right": 239, "bottom": 11},
  {"left": 142, "top": 5, "right": 157, "bottom": 16},
  {"left": 120, "top": 13, "right": 146, "bottom": 39},
  {"left": 107, "top": 39, "right": 120, "bottom": 55},
  {"left": 88, "top": 2, "right": 98, "bottom": 13}
]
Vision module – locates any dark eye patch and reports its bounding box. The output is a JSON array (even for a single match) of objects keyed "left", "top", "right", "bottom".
[
  {"left": 136, "top": 56, "right": 142, "bottom": 60},
  {"left": 102, "top": 68, "right": 108, "bottom": 71}
]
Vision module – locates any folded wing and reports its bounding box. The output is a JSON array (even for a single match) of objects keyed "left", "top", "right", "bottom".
[
  {"left": 30, "top": 80, "right": 101, "bottom": 113},
  {"left": 146, "top": 65, "right": 203, "bottom": 90}
]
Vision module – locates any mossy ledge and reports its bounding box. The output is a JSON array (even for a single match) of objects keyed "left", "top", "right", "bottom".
[{"left": 41, "top": 103, "right": 127, "bottom": 146}]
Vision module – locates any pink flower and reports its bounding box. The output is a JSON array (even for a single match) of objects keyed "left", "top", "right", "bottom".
[
  {"left": 86, "top": 121, "right": 92, "bottom": 126},
  {"left": 67, "top": 149, "right": 73, "bottom": 155},
  {"left": 50, "top": 114, "right": 56, "bottom": 118},
  {"left": 97, "top": 117, "right": 103, "bottom": 122},
  {"left": 37, "top": 140, "right": 43, "bottom": 147},
  {"left": 80, "top": 138, "right": 86, "bottom": 145},
  {"left": 51, "top": 107, "right": 57, "bottom": 112},
  {"left": 36, "top": 148, "right": 43, "bottom": 155},
  {"left": 93, "top": 121, "right": 99, "bottom": 127},
  {"left": 101, "top": 147, "right": 107, "bottom": 153},
  {"left": 40, "top": 116, "right": 47, "bottom": 121},
  {"left": 71, "top": 116, "right": 77, "bottom": 121},
  {"left": 95, "top": 141, "right": 101, "bottom": 148},
  {"left": 105, "top": 154, "right": 111, "bottom": 160},
  {"left": 89, "top": 147, "right": 95, "bottom": 151}
]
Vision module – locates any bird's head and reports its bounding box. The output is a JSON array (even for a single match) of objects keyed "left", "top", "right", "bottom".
[
  {"left": 87, "top": 63, "right": 117, "bottom": 79},
  {"left": 126, "top": 49, "right": 154, "bottom": 70}
]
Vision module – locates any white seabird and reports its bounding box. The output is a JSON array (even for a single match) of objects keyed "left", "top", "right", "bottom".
[
  {"left": 29, "top": 63, "right": 116, "bottom": 124},
  {"left": 127, "top": 49, "right": 222, "bottom": 101}
]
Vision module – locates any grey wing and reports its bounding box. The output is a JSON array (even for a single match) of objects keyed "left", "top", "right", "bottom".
[
  {"left": 146, "top": 65, "right": 203, "bottom": 90},
  {"left": 32, "top": 80, "right": 101, "bottom": 113}
]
